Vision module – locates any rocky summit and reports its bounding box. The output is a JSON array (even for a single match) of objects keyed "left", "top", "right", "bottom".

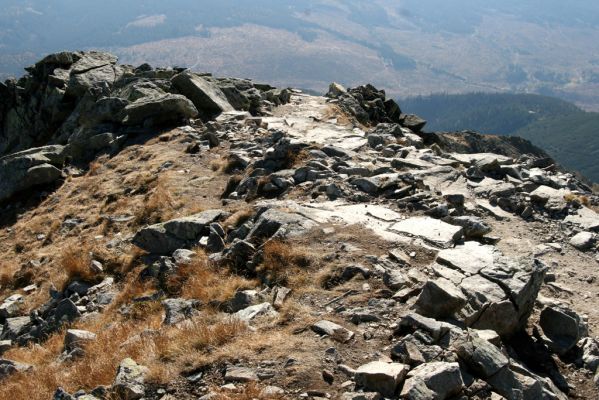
[{"left": 0, "top": 52, "right": 598, "bottom": 400}]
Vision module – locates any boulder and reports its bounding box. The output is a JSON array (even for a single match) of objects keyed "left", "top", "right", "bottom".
[
  {"left": 112, "top": 358, "right": 148, "bottom": 400},
  {"left": 539, "top": 305, "right": 587, "bottom": 355},
  {"left": 234, "top": 303, "right": 278, "bottom": 322},
  {"left": 569, "top": 232, "right": 595, "bottom": 250},
  {"left": 64, "top": 329, "right": 97, "bottom": 352},
  {"left": 354, "top": 361, "right": 409, "bottom": 397},
  {"left": 224, "top": 366, "right": 258, "bottom": 382},
  {"left": 0, "top": 359, "right": 33, "bottom": 379},
  {"left": 120, "top": 93, "right": 198, "bottom": 127},
  {"left": 0, "top": 145, "right": 66, "bottom": 202},
  {"left": 132, "top": 210, "right": 228, "bottom": 254},
  {"left": 311, "top": 320, "right": 355, "bottom": 343},
  {"left": 171, "top": 72, "right": 234, "bottom": 119},
  {"left": 162, "top": 298, "right": 200, "bottom": 325},
  {"left": 400, "top": 362, "right": 464, "bottom": 400},
  {"left": 414, "top": 278, "right": 467, "bottom": 319}
]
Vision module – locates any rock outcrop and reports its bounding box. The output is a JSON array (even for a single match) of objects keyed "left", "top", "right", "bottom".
[{"left": 0, "top": 51, "right": 291, "bottom": 203}]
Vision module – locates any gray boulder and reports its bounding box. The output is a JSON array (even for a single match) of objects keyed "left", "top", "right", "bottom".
[
  {"left": 120, "top": 93, "right": 198, "bottom": 127},
  {"left": 400, "top": 362, "right": 464, "bottom": 400},
  {"left": 414, "top": 278, "right": 467, "bottom": 319},
  {"left": 171, "top": 72, "right": 234, "bottom": 119},
  {"left": 354, "top": 361, "right": 409, "bottom": 397},
  {"left": 539, "top": 305, "right": 587, "bottom": 355},
  {"left": 569, "top": 232, "right": 595, "bottom": 251},
  {"left": 311, "top": 320, "right": 355, "bottom": 343},
  {"left": 112, "top": 358, "right": 148, "bottom": 400},
  {"left": 0, "top": 145, "right": 66, "bottom": 202},
  {"left": 162, "top": 298, "right": 200, "bottom": 325},
  {"left": 0, "top": 359, "right": 33, "bottom": 379},
  {"left": 132, "top": 210, "right": 228, "bottom": 254}
]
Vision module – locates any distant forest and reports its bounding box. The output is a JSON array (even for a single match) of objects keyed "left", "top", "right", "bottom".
[{"left": 401, "top": 92, "right": 599, "bottom": 183}]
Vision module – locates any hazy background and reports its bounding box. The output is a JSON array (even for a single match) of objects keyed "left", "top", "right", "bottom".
[
  {"left": 2, "top": 0, "right": 599, "bottom": 109},
  {"left": 2, "top": 0, "right": 599, "bottom": 181}
]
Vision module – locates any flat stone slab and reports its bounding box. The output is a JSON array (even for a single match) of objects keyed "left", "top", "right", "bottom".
[
  {"left": 450, "top": 153, "right": 512, "bottom": 166},
  {"left": 256, "top": 200, "right": 405, "bottom": 242},
  {"left": 564, "top": 206, "right": 599, "bottom": 232},
  {"left": 224, "top": 366, "right": 259, "bottom": 382},
  {"left": 475, "top": 199, "right": 512, "bottom": 220},
  {"left": 390, "top": 217, "right": 464, "bottom": 248},
  {"left": 437, "top": 241, "right": 495, "bottom": 275},
  {"left": 311, "top": 320, "right": 355, "bottom": 343}
]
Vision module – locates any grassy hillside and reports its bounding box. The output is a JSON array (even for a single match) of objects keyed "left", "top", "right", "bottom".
[{"left": 401, "top": 93, "right": 599, "bottom": 182}]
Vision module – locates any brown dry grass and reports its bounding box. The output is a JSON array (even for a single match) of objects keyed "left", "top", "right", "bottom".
[
  {"left": 322, "top": 104, "right": 353, "bottom": 126},
  {"left": 223, "top": 207, "right": 254, "bottom": 230},
  {"left": 564, "top": 192, "right": 590, "bottom": 206},
  {"left": 133, "top": 178, "right": 178, "bottom": 226},
  {"left": 0, "top": 125, "right": 337, "bottom": 399},
  {"left": 0, "top": 260, "right": 19, "bottom": 290},
  {"left": 211, "top": 155, "right": 245, "bottom": 174},
  {"left": 167, "top": 250, "right": 257, "bottom": 306},
  {"left": 257, "top": 240, "right": 311, "bottom": 287},
  {"left": 0, "top": 302, "right": 248, "bottom": 399},
  {"left": 60, "top": 246, "right": 103, "bottom": 286}
]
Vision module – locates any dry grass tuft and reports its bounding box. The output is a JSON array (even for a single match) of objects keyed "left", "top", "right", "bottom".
[
  {"left": 133, "top": 179, "right": 177, "bottom": 226},
  {"left": 257, "top": 240, "right": 311, "bottom": 287},
  {"left": 223, "top": 208, "right": 254, "bottom": 230},
  {"left": 154, "top": 318, "right": 247, "bottom": 362},
  {"left": 211, "top": 155, "right": 247, "bottom": 174},
  {"left": 283, "top": 149, "right": 309, "bottom": 169},
  {"left": 0, "top": 260, "right": 20, "bottom": 289},
  {"left": 60, "top": 246, "right": 103, "bottom": 287},
  {"left": 88, "top": 160, "right": 103, "bottom": 176},
  {"left": 564, "top": 192, "right": 590, "bottom": 206},
  {"left": 167, "top": 250, "right": 257, "bottom": 306},
  {"left": 322, "top": 104, "right": 354, "bottom": 126}
]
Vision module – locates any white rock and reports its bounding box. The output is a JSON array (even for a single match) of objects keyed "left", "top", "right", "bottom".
[
  {"left": 390, "top": 217, "right": 464, "bottom": 248},
  {"left": 355, "top": 361, "right": 409, "bottom": 397}
]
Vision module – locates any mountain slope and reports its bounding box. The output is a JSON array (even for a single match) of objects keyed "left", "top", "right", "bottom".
[
  {"left": 402, "top": 92, "right": 599, "bottom": 182},
  {"left": 0, "top": 52, "right": 599, "bottom": 399}
]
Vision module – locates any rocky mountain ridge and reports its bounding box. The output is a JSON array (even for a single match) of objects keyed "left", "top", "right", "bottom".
[{"left": 0, "top": 52, "right": 598, "bottom": 400}]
